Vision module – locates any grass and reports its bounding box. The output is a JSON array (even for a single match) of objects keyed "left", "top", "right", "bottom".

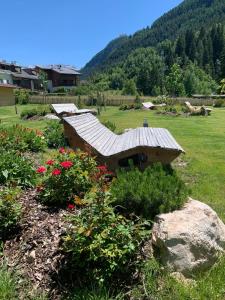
[
  {"left": 0, "top": 265, "right": 17, "bottom": 300},
  {"left": 0, "top": 104, "right": 225, "bottom": 299},
  {"left": 0, "top": 104, "right": 50, "bottom": 130}
]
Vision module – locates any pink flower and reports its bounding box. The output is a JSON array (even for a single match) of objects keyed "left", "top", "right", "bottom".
[
  {"left": 52, "top": 169, "right": 61, "bottom": 176},
  {"left": 46, "top": 160, "right": 54, "bottom": 165},
  {"left": 60, "top": 161, "right": 73, "bottom": 169},
  {"left": 59, "top": 147, "right": 66, "bottom": 154},
  {"left": 68, "top": 204, "right": 75, "bottom": 210},
  {"left": 37, "top": 166, "right": 46, "bottom": 173}
]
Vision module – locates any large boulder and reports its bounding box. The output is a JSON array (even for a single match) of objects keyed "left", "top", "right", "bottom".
[{"left": 151, "top": 198, "right": 225, "bottom": 277}]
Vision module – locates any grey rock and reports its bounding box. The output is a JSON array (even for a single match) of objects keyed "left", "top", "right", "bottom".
[{"left": 152, "top": 198, "right": 225, "bottom": 276}]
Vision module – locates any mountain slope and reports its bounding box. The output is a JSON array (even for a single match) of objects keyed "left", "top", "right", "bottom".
[{"left": 82, "top": 0, "right": 225, "bottom": 76}]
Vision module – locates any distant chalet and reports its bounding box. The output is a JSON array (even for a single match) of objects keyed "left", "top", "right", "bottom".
[
  {"left": 0, "top": 60, "right": 81, "bottom": 92},
  {"left": 35, "top": 65, "right": 81, "bottom": 92},
  {"left": 63, "top": 113, "right": 184, "bottom": 170}
]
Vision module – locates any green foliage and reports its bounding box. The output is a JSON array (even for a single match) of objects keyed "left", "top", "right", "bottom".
[
  {"left": 83, "top": 0, "right": 225, "bottom": 79},
  {"left": 44, "top": 121, "right": 66, "bottom": 148},
  {"left": 166, "top": 64, "right": 186, "bottom": 97},
  {"left": 0, "top": 188, "right": 21, "bottom": 237},
  {"left": 0, "top": 265, "right": 18, "bottom": 300},
  {"left": 111, "top": 164, "right": 188, "bottom": 220},
  {"left": 20, "top": 107, "right": 50, "bottom": 120},
  {"left": 14, "top": 89, "right": 30, "bottom": 105},
  {"left": 0, "top": 151, "right": 36, "bottom": 188},
  {"left": 214, "top": 99, "right": 225, "bottom": 107},
  {"left": 124, "top": 48, "right": 164, "bottom": 95},
  {"left": 102, "top": 120, "right": 116, "bottom": 132},
  {"left": 38, "top": 70, "right": 48, "bottom": 92},
  {"left": 0, "top": 125, "right": 46, "bottom": 152},
  {"left": 67, "top": 285, "right": 123, "bottom": 300},
  {"left": 183, "top": 64, "right": 218, "bottom": 96},
  {"left": 134, "top": 103, "right": 142, "bottom": 110},
  {"left": 37, "top": 149, "right": 96, "bottom": 206},
  {"left": 119, "top": 104, "right": 129, "bottom": 111},
  {"left": 71, "top": 84, "right": 93, "bottom": 96},
  {"left": 122, "top": 79, "right": 137, "bottom": 95},
  {"left": 109, "top": 67, "right": 126, "bottom": 90},
  {"left": 220, "top": 78, "right": 225, "bottom": 94},
  {"left": 53, "top": 87, "right": 68, "bottom": 94},
  {"left": 63, "top": 187, "right": 150, "bottom": 284}
]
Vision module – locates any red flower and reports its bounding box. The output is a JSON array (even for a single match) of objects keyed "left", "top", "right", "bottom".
[
  {"left": 60, "top": 161, "right": 73, "bottom": 169},
  {"left": 97, "top": 165, "right": 108, "bottom": 172},
  {"left": 68, "top": 204, "right": 75, "bottom": 210},
  {"left": 37, "top": 166, "right": 46, "bottom": 173},
  {"left": 59, "top": 147, "right": 66, "bottom": 154},
  {"left": 52, "top": 169, "right": 61, "bottom": 176},
  {"left": 46, "top": 160, "right": 54, "bottom": 165}
]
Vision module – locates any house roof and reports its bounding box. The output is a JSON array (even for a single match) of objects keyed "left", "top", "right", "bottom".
[
  {"left": 63, "top": 113, "right": 184, "bottom": 157},
  {"left": 37, "top": 64, "right": 81, "bottom": 75},
  {"left": 12, "top": 69, "right": 38, "bottom": 80}
]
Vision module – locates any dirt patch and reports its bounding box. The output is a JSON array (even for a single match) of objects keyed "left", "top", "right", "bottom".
[{"left": 2, "top": 189, "right": 74, "bottom": 299}]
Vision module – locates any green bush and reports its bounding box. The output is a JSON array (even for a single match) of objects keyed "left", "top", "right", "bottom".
[
  {"left": 214, "top": 99, "right": 224, "bottom": 108},
  {"left": 0, "top": 125, "right": 46, "bottom": 152},
  {"left": 53, "top": 87, "right": 68, "bottom": 94},
  {"left": 102, "top": 121, "right": 116, "bottom": 132},
  {"left": 37, "top": 149, "right": 97, "bottom": 206},
  {"left": 164, "top": 106, "right": 178, "bottom": 114},
  {"left": 44, "top": 121, "right": 66, "bottom": 148},
  {"left": 119, "top": 104, "right": 128, "bottom": 111},
  {"left": 0, "top": 188, "right": 21, "bottom": 238},
  {"left": 63, "top": 188, "right": 150, "bottom": 284},
  {"left": 134, "top": 103, "right": 142, "bottom": 110},
  {"left": 20, "top": 107, "right": 50, "bottom": 120},
  {"left": 0, "top": 151, "right": 36, "bottom": 188},
  {"left": 110, "top": 164, "right": 188, "bottom": 220},
  {"left": 14, "top": 89, "right": 30, "bottom": 104}
]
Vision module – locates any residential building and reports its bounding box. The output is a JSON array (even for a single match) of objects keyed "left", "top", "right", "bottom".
[
  {"left": 35, "top": 64, "right": 81, "bottom": 92},
  {"left": 0, "top": 60, "right": 39, "bottom": 90}
]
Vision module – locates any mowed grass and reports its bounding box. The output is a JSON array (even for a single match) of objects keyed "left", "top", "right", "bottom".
[
  {"left": 0, "top": 104, "right": 50, "bottom": 130},
  {"left": 0, "top": 104, "right": 225, "bottom": 221}
]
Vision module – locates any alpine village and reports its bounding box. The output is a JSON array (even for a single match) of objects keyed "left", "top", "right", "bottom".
[{"left": 0, "top": 0, "right": 225, "bottom": 299}]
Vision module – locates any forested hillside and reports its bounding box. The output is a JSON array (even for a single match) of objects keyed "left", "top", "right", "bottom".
[{"left": 82, "top": 0, "right": 225, "bottom": 79}]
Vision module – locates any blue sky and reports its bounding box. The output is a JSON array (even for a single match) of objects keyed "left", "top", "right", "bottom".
[{"left": 1, "top": 0, "right": 183, "bottom": 69}]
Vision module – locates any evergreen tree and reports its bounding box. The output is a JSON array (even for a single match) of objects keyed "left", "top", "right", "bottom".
[{"left": 166, "top": 64, "right": 185, "bottom": 97}]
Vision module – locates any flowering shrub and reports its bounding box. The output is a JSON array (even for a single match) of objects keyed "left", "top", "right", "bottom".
[
  {"left": 63, "top": 188, "right": 150, "bottom": 284},
  {"left": 0, "top": 125, "right": 46, "bottom": 152},
  {"left": 37, "top": 149, "right": 97, "bottom": 206},
  {"left": 0, "top": 151, "right": 36, "bottom": 188},
  {"left": 0, "top": 188, "right": 22, "bottom": 238}
]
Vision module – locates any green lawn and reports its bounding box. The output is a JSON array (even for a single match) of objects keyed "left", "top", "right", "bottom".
[
  {"left": 0, "top": 104, "right": 50, "bottom": 129},
  {"left": 1, "top": 104, "right": 225, "bottom": 221}
]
